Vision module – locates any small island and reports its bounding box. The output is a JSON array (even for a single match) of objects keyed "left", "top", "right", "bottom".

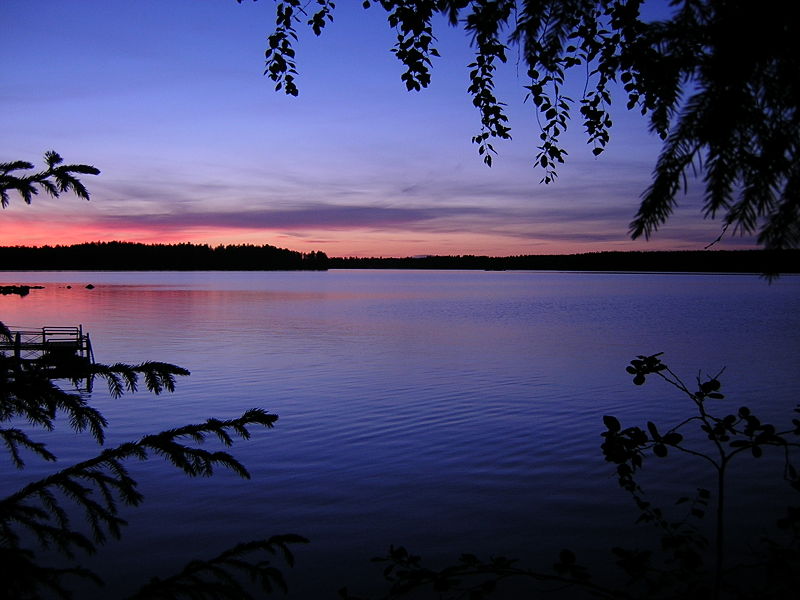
[{"left": 0, "top": 285, "right": 45, "bottom": 296}]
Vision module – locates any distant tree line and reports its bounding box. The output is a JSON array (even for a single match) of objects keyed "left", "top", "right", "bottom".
[
  {"left": 0, "top": 241, "right": 329, "bottom": 271},
  {"left": 1, "top": 244, "right": 796, "bottom": 274},
  {"left": 328, "top": 250, "right": 800, "bottom": 274}
]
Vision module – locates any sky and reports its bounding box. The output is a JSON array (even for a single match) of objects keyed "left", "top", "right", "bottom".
[{"left": 2, "top": 0, "right": 758, "bottom": 257}]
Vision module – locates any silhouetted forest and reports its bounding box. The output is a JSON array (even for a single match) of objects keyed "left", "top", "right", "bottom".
[
  {"left": 329, "top": 250, "right": 799, "bottom": 273},
  {"left": 0, "top": 243, "right": 796, "bottom": 273},
  {"left": 0, "top": 242, "right": 329, "bottom": 270}
]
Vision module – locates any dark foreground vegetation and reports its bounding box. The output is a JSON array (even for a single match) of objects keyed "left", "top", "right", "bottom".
[
  {"left": 5, "top": 309, "right": 799, "bottom": 599},
  {"left": 339, "top": 354, "right": 800, "bottom": 600},
  {"left": 1, "top": 314, "right": 307, "bottom": 599},
  {"left": 2, "top": 245, "right": 797, "bottom": 274},
  {"left": 0, "top": 242, "right": 329, "bottom": 271}
]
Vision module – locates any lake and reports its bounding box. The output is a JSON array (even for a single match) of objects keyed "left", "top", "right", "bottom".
[{"left": 2, "top": 270, "right": 799, "bottom": 598}]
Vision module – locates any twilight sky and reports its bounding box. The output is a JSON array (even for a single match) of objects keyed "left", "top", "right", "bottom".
[{"left": 2, "top": 0, "right": 757, "bottom": 257}]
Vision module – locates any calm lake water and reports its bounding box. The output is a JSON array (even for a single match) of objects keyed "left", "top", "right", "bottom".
[{"left": 2, "top": 270, "right": 799, "bottom": 598}]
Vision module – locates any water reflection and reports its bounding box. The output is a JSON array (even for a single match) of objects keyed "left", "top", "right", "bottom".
[{"left": 1, "top": 270, "right": 798, "bottom": 598}]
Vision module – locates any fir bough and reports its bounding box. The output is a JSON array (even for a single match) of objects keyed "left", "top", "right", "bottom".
[{"left": 1, "top": 317, "right": 304, "bottom": 598}]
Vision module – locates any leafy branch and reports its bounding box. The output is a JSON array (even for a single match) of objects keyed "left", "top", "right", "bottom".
[
  {"left": 245, "top": 0, "right": 336, "bottom": 96},
  {"left": 249, "top": 1, "right": 800, "bottom": 250},
  {"left": 339, "top": 545, "right": 623, "bottom": 600},
  {"left": 466, "top": 0, "right": 513, "bottom": 167},
  {"left": 341, "top": 354, "right": 800, "bottom": 599},
  {"left": 602, "top": 353, "right": 800, "bottom": 599}
]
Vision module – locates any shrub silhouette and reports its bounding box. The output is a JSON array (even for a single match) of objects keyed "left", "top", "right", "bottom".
[{"left": 341, "top": 354, "right": 800, "bottom": 600}]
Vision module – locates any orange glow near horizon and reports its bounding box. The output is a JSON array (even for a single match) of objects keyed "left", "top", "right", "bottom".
[
  {"left": 0, "top": 215, "right": 718, "bottom": 259},
  {"left": 0, "top": 219, "right": 563, "bottom": 257}
]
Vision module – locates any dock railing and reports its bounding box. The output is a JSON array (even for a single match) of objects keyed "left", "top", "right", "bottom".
[{"left": 0, "top": 326, "right": 94, "bottom": 363}]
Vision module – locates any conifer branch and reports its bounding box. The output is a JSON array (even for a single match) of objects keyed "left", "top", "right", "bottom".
[
  {"left": 0, "top": 151, "right": 99, "bottom": 208},
  {"left": 1, "top": 357, "right": 108, "bottom": 446},
  {"left": 2, "top": 358, "right": 190, "bottom": 461},
  {"left": 82, "top": 361, "right": 192, "bottom": 398},
  {"left": 1, "top": 410, "right": 277, "bottom": 560},
  {"left": 1, "top": 546, "right": 103, "bottom": 600},
  {"left": 127, "top": 534, "right": 309, "bottom": 600},
  {"left": 1, "top": 427, "right": 57, "bottom": 468}
]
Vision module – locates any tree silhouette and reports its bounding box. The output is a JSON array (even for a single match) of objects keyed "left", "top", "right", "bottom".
[
  {"left": 245, "top": 0, "right": 800, "bottom": 250},
  {"left": 0, "top": 150, "right": 100, "bottom": 208}
]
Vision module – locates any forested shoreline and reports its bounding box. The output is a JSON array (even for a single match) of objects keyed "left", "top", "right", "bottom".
[
  {"left": 0, "top": 242, "right": 330, "bottom": 271},
  {"left": 330, "top": 249, "right": 799, "bottom": 273},
  {"left": 0, "top": 242, "right": 797, "bottom": 273}
]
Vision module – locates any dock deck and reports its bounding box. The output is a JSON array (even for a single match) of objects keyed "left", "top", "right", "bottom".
[{"left": 1, "top": 326, "right": 94, "bottom": 363}]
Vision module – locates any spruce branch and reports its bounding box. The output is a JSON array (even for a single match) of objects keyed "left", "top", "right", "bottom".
[
  {"left": 1, "top": 357, "right": 108, "bottom": 446},
  {"left": 0, "top": 546, "right": 103, "bottom": 600},
  {"left": 0, "top": 427, "right": 57, "bottom": 468},
  {"left": 126, "top": 534, "right": 309, "bottom": 600},
  {"left": 1, "top": 358, "right": 190, "bottom": 461},
  {"left": 82, "top": 361, "right": 191, "bottom": 398},
  {"left": 0, "top": 150, "right": 99, "bottom": 208},
  {"left": 1, "top": 410, "right": 278, "bottom": 560}
]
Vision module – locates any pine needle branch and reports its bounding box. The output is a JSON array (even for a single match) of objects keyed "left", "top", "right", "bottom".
[
  {"left": 0, "top": 151, "right": 99, "bottom": 208},
  {"left": 1, "top": 427, "right": 57, "bottom": 468},
  {"left": 126, "top": 534, "right": 309, "bottom": 600},
  {"left": 2, "top": 357, "right": 190, "bottom": 460},
  {"left": 0, "top": 546, "right": 103, "bottom": 600},
  {"left": 1, "top": 356, "right": 108, "bottom": 446},
  {"left": 1, "top": 410, "right": 277, "bottom": 559}
]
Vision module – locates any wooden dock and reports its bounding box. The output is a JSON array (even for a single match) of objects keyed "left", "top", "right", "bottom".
[{"left": 1, "top": 326, "right": 94, "bottom": 364}]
